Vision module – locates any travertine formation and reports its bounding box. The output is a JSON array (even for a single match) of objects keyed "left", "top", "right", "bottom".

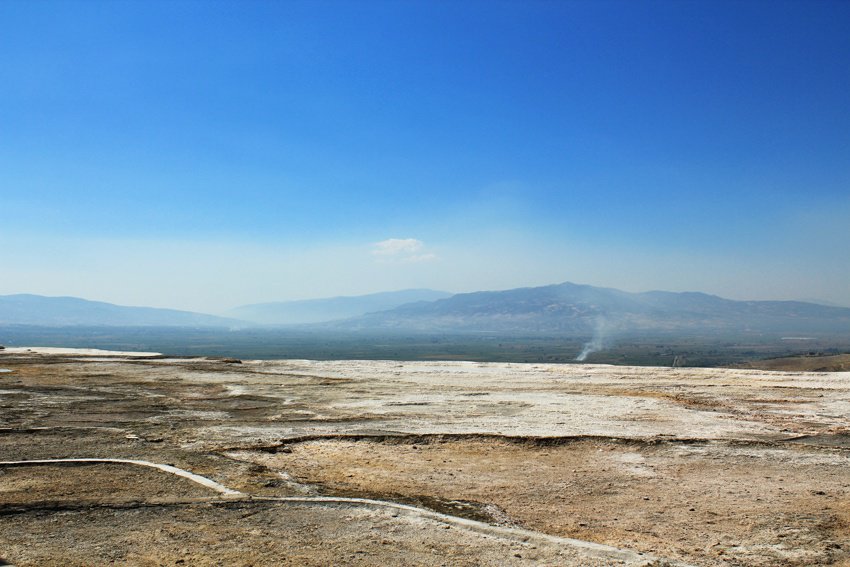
[{"left": 1, "top": 348, "right": 848, "bottom": 566}]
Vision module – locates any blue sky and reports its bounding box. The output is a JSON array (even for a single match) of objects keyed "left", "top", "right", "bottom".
[{"left": 1, "top": 0, "right": 849, "bottom": 311}]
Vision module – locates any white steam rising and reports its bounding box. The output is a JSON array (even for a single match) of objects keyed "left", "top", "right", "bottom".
[{"left": 575, "top": 317, "right": 609, "bottom": 362}]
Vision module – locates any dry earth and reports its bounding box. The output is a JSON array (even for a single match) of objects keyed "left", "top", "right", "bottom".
[
  {"left": 734, "top": 353, "right": 850, "bottom": 373},
  {"left": 1, "top": 347, "right": 849, "bottom": 566}
]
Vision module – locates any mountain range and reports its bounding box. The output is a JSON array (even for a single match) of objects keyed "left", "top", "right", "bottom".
[
  {"left": 336, "top": 282, "right": 850, "bottom": 335},
  {"left": 2, "top": 283, "right": 849, "bottom": 336},
  {"left": 0, "top": 294, "right": 239, "bottom": 328},
  {"left": 226, "top": 289, "right": 451, "bottom": 325}
]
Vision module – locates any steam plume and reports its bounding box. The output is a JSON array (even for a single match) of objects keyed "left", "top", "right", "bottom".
[{"left": 575, "top": 317, "right": 608, "bottom": 361}]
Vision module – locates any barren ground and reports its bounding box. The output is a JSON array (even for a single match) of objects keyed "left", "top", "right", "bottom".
[
  {"left": 1, "top": 348, "right": 849, "bottom": 566},
  {"left": 734, "top": 353, "right": 850, "bottom": 373}
]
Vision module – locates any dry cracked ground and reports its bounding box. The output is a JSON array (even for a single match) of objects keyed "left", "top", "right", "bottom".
[{"left": 1, "top": 347, "right": 849, "bottom": 566}]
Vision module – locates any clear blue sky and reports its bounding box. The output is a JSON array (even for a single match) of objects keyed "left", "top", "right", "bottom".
[{"left": 2, "top": 0, "right": 849, "bottom": 311}]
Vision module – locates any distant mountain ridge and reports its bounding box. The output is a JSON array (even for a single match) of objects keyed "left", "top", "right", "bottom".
[
  {"left": 227, "top": 289, "right": 452, "bottom": 325},
  {"left": 0, "top": 294, "right": 240, "bottom": 327},
  {"left": 4, "top": 283, "right": 850, "bottom": 336},
  {"left": 334, "top": 282, "right": 850, "bottom": 335}
]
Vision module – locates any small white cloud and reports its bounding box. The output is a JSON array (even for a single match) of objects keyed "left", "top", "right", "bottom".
[
  {"left": 371, "top": 238, "right": 437, "bottom": 263},
  {"left": 372, "top": 238, "right": 424, "bottom": 256}
]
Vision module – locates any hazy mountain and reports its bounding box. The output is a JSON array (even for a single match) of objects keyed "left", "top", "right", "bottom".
[
  {"left": 0, "top": 294, "right": 241, "bottom": 327},
  {"left": 336, "top": 282, "right": 850, "bottom": 335},
  {"left": 227, "top": 289, "right": 453, "bottom": 325},
  {"left": 796, "top": 298, "right": 849, "bottom": 308},
  {"left": 6, "top": 284, "right": 849, "bottom": 337}
]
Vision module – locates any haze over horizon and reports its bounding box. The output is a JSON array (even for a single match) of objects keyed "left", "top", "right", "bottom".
[{"left": 2, "top": 1, "right": 849, "bottom": 313}]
